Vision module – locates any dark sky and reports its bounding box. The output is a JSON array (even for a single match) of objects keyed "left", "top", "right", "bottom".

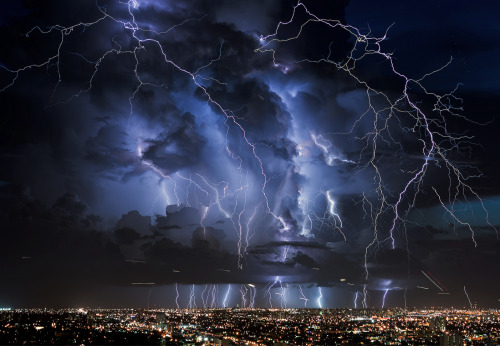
[{"left": 0, "top": 0, "right": 499, "bottom": 309}]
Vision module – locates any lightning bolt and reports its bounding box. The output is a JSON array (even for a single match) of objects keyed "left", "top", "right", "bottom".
[
  {"left": 281, "top": 245, "right": 291, "bottom": 262},
  {"left": 175, "top": 283, "right": 180, "bottom": 309},
  {"left": 201, "top": 284, "right": 209, "bottom": 309},
  {"left": 240, "top": 284, "right": 248, "bottom": 308},
  {"left": 248, "top": 284, "right": 256, "bottom": 308},
  {"left": 210, "top": 284, "right": 218, "bottom": 308},
  {"left": 325, "top": 190, "right": 346, "bottom": 240},
  {"left": 223, "top": 284, "right": 231, "bottom": 308},
  {"left": 279, "top": 282, "right": 287, "bottom": 308},
  {"left": 316, "top": 287, "right": 323, "bottom": 309},
  {"left": 381, "top": 289, "right": 389, "bottom": 309},
  {"left": 188, "top": 284, "right": 197, "bottom": 309},
  {"left": 464, "top": 286, "right": 473, "bottom": 309},
  {"left": 264, "top": 276, "right": 280, "bottom": 308},
  {"left": 362, "top": 285, "right": 368, "bottom": 309},
  {"left": 298, "top": 284, "right": 310, "bottom": 308}
]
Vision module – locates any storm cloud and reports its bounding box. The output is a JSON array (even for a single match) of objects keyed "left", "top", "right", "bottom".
[{"left": 0, "top": 0, "right": 499, "bottom": 308}]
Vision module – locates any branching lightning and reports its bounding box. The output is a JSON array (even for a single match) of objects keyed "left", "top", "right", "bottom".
[
  {"left": 0, "top": 0, "right": 494, "bottom": 309},
  {"left": 240, "top": 285, "right": 248, "bottom": 308},
  {"left": 210, "top": 284, "right": 218, "bottom": 308},
  {"left": 264, "top": 276, "right": 280, "bottom": 308},
  {"left": 201, "top": 284, "right": 209, "bottom": 309},
  {"left": 298, "top": 285, "right": 309, "bottom": 308},
  {"left": 255, "top": 0, "right": 496, "bottom": 279},
  {"left": 188, "top": 284, "right": 197, "bottom": 310}
]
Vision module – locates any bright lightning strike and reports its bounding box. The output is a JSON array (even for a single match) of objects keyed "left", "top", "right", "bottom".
[
  {"left": 175, "top": 283, "right": 180, "bottom": 309},
  {"left": 188, "top": 284, "right": 197, "bottom": 309},
  {"left": 298, "top": 285, "right": 309, "bottom": 308},
  {"left": 317, "top": 287, "right": 323, "bottom": 309},
  {"left": 362, "top": 285, "right": 368, "bottom": 309},
  {"left": 382, "top": 289, "right": 389, "bottom": 309},
  {"left": 464, "top": 286, "right": 473, "bottom": 309},
  {"left": 223, "top": 284, "right": 231, "bottom": 308}
]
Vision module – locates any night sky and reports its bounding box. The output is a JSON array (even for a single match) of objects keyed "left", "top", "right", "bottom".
[{"left": 0, "top": 0, "right": 499, "bottom": 309}]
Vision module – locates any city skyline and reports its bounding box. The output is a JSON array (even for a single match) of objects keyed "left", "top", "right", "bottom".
[{"left": 1, "top": 307, "right": 499, "bottom": 344}]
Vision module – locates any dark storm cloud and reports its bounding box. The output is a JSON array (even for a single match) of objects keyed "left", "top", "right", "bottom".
[
  {"left": 161, "top": 206, "right": 200, "bottom": 224},
  {"left": 115, "top": 210, "right": 151, "bottom": 234},
  {"left": 115, "top": 227, "right": 141, "bottom": 245},
  {"left": 0, "top": 185, "right": 357, "bottom": 287},
  {"left": 293, "top": 251, "right": 319, "bottom": 268},
  {"left": 85, "top": 125, "right": 138, "bottom": 171},
  {"left": 1, "top": 0, "right": 499, "bottom": 308},
  {"left": 0, "top": 189, "right": 318, "bottom": 293},
  {"left": 141, "top": 113, "right": 206, "bottom": 173},
  {"left": 0, "top": 0, "right": 302, "bottom": 211},
  {"left": 258, "top": 251, "right": 320, "bottom": 271},
  {"left": 0, "top": 188, "right": 121, "bottom": 304}
]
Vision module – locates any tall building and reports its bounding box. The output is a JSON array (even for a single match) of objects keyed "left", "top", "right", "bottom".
[
  {"left": 439, "top": 333, "right": 464, "bottom": 346},
  {"left": 430, "top": 317, "right": 446, "bottom": 332}
]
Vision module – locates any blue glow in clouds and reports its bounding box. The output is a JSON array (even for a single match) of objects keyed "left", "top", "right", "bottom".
[{"left": 0, "top": 0, "right": 497, "bottom": 309}]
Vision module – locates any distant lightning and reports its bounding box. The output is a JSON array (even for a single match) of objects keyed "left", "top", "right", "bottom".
[
  {"left": 310, "top": 133, "right": 331, "bottom": 155},
  {"left": 382, "top": 289, "right": 389, "bottom": 309},
  {"left": 362, "top": 285, "right": 368, "bottom": 308},
  {"left": 301, "top": 214, "right": 313, "bottom": 237},
  {"left": 298, "top": 285, "right": 310, "bottom": 308},
  {"left": 265, "top": 276, "right": 280, "bottom": 308},
  {"left": 311, "top": 132, "right": 355, "bottom": 166},
  {"left": 317, "top": 287, "right": 323, "bottom": 309},
  {"left": 279, "top": 282, "right": 287, "bottom": 308},
  {"left": 210, "top": 284, "right": 218, "bottom": 308},
  {"left": 248, "top": 284, "right": 256, "bottom": 308},
  {"left": 464, "top": 286, "right": 473, "bottom": 309},
  {"left": 223, "top": 284, "right": 231, "bottom": 308},
  {"left": 201, "top": 284, "right": 209, "bottom": 309},
  {"left": 240, "top": 285, "right": 248, "bottom": 308},
  {"left": 188, "top": 284, "right": 197, "bottom": 309},
  {"left": 175, "top": 283, "right": 180, "bottom": 309},
  {"left": 243, "top": 204, "right": 259, "bottom": 255},
  {"left": 325, "top": 190, "right": 345, "bottom": 240},
  {"left": 281, "top": 245, "right": 291, "bottom": 262}
]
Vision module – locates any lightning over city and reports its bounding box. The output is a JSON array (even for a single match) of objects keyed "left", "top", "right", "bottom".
[{"left": 0, "top": 0, "right": 499, "bottom": 313}]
